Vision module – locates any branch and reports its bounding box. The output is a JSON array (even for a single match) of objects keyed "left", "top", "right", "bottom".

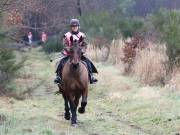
[
  {"left": 0, "top": 32, "right": 29, "bottom": 45},
  {"left": 0, "top": 0, "right": 17, "bottom": 12}
]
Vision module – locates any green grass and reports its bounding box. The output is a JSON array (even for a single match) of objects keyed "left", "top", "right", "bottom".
[{"left": 0, "top": 47, "right": 180, "bottom": 135}]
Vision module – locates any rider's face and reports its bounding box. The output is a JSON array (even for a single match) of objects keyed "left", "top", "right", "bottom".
[{"left": 71, "top": 26, "right": 79, "bottom": 32}]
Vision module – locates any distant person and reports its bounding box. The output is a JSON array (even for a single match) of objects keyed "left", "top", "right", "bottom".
[
  {"left": 54, "top": 18, "right": 98, "bottom": 84},
  {"left": 41, "top": 31, "right": 47, "bottom": 44},
  {"left": 28, "top": 31, "right": 33, "bottom": 46}
]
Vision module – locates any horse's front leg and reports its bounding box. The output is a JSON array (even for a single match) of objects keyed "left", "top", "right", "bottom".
[
  {"left": 62, "top": 93, "right": 70, "bottom": 120},
  {"left": 78, "top": 90, "right": 88, "bottom": 114},
  {"left": 69, "top": 96, "right": 77, "bottom": 126}
]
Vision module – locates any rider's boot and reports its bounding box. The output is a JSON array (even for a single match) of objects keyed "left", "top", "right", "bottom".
[
  {"left": 54, "top": 73, "right": 63, "bottom": 94},
  {"left": 90, "top": 74, "right": 98, "bottom": 84},
  {"left": 54, "top": 75, "right": 61, "bottom": 84}
]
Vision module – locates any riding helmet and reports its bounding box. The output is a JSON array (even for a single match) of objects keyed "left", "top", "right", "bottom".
[{"left": 70, "top": 19, "right": 80, "bottom": 26}]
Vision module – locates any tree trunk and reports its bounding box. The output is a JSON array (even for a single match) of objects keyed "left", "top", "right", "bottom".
[{"left": 77, "top": 0, "right": 81, "bottom": 16}]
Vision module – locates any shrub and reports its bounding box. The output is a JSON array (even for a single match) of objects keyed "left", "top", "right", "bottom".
[
  {"left": 79, "top": 11, "right": 120, "bottom": 41},
  {"left": 118, "top": 17, "right": 144, "bottom": 38},
  {"left": 0, "top": 17, "right": 25, "bottom": 90},
  {"left": 0, "top": 47, "right": 25, "bottom": 88},
  {"left": 79, "top": 11, "right": 144, "bottom": 49},
  {"left": 148, "top": 9, "right": 180, "bottom": 66},
  {"left": 42, "top": 35, "right": 63, "bottom": 53}
]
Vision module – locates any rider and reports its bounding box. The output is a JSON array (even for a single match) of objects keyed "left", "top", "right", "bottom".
[{"left": 54, "top": 18, "right": 98, "bottom": 84}]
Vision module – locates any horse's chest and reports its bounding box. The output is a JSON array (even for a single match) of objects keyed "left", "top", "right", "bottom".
[
  {"left": 69, "top": 83, "right": 77, "bottom": 90},
  {"left": 65, "top": 79, "right": 83, "bottom": 91}
]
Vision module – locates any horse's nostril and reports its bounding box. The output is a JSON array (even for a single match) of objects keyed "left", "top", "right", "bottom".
[{"left": 72, "top": 63, "right": 79, "bottom": 68}]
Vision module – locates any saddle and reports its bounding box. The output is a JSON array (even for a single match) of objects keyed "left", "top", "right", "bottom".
[{"left": 59, "top": 56, "right": 98, "bottom": 74}]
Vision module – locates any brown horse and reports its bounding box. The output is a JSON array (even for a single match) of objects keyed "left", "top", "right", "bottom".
[{"left": 58, "top": 36, "right": 89, "bottom": 126}]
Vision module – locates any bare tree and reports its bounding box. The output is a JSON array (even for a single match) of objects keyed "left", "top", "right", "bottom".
[{"left": 0, "top": 0, "right": 15, "bottom": 12}]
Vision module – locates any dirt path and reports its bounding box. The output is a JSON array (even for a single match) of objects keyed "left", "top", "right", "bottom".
[{"left": 0, "top": 48, "right": 179, "bottom": 135}]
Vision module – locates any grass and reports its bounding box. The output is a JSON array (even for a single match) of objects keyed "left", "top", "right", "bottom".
[{"left": 0, "top": 47, "right": 180, "bottom": 135}]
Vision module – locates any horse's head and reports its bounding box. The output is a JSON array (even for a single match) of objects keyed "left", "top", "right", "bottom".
[{"left": 69, "top": 35, "right": 83, "bottom": 67}]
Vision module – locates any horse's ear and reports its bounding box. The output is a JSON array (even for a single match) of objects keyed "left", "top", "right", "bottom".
[
  {"left": 70, "top": 36, "right": 73, "bottom": 43},
  {"left": 79, "top": 36, "right": 83, "bottom": 43}
]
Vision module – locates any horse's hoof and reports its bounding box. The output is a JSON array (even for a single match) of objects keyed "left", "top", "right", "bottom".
[
  {"left": 71, "top": 120, "right": 77, "bottom": 127},
  {"left": 64, "top": 113, "right": 70, "bottom": 120},
  {"left": 78, "top": 107, "right": 85, "bottom": 114},
  {"left": 71, "top": 123, "right": 78, "bottom": 127}
]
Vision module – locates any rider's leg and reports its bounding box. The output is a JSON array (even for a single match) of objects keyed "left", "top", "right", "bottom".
[
  {"left": 54, "top": 56, "right": 69, "bottom": 84},
  {"left": 81, "top": 56, "right": 98, "bottom": 84}
]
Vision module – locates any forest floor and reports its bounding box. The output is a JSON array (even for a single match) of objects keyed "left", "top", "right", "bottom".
[{"left": 0, "top": 48, "right": 180, "bottom": 135}]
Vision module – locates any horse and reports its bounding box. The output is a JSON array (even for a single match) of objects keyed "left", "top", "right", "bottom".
[{"left": 58, "top": 36, "right": 89, "bottom": 126}]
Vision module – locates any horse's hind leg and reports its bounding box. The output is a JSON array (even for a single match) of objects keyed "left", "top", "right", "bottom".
[{"left": 62, "top": 94, "right": 70, "bottom": 120}]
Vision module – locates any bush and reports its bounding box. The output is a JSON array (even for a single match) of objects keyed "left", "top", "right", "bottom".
[
  {"left": 42, "top": 36, "right": 63, "bottom": 53},
  {"left": 0, "top": 47, "right": 25, "bottom": 87},
  {"left": 79, "top": 11, "right": 144, "bottom": 41},
  {"left": 118, "top": 17, "right": 144, "bottom": 38},
  {"left": 0, "top": 13, "right": 25, "bottom": 91},
  {"left": 148, "top": 9, "right": 180, "bottom": 66},
  {"left": 79, "top": 11, "right": 120, "bottom": 41}
]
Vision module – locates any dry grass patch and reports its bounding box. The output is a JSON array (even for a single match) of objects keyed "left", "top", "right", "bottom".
[
  {"left": 107, "top": 39, "right": 124, "bottom": 64},
  {"left": 133, "top": 42, "right": 168, "bottom": 85},
  {"left": 165, "top": 67, "right": 180, "bottom": 91},
  {"left": 87, "top": 39, "right": 129, "bottom": 74},
  {"left": 134, "top": 86, "right": 160, "bottom": 100},
  {"left": 86, "top": 44, "right": 109, "bottom": 62}
]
